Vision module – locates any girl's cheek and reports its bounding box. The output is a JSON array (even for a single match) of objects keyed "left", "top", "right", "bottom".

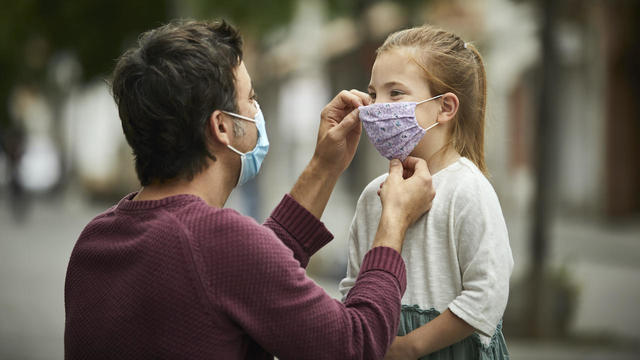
[
  {"left": 376, "top": 95, "right": 391, "bottom": 103},
  {"left": 416, "top": 108, "right": 435, "bottom": 128}
]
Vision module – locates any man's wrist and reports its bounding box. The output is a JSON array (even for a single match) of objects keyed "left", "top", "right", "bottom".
[
  {"left": 308, "top": 155, "right": 342, "bottom": 180},
  {"left": 372, "top": 212, "right": 408, "bottom": 252},
  {"left": 380, "top": 208, "right": 410, "bottom": 233},
  {"left": 289, "top": 156, "right": 341, "bottom": 220}
]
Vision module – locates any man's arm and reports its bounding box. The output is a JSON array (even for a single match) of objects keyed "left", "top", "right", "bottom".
[
  {"left": 290, "top": 90, "right": 370, "bottom": 219},
  {"left": 263, "top": 89, "right": 368, "bottom": 266},
  {"left": 263, "top": 194, "right": 334, "bottom": 268},
  {"left": 213, "top": 159, "right": 435, "bottom": 359}
]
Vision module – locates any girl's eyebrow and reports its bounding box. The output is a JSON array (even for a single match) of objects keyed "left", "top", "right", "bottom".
[
  {"left": 368, "top": 81, "right": 407, "bottom": 91},
  {"left": 382, "top": 81, "right": 407, "bottom": 89}
]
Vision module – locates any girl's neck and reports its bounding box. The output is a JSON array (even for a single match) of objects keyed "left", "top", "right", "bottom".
[
  {"left": 429, "top": 146, "right": 461, "bottom": 175},
  {"left": 412, "top": 142, "right": 461, "bottom": 175}
]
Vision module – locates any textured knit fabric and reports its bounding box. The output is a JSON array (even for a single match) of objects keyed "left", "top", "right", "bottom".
[
  {"left": 339, "top": 157, "right": 514, "bottom": 348},
  {"left": 65, "top": 193, "right": 407, "bottom": 360},
  {"left": 398, "top": 306, "right": 510, "bottom": 360}
]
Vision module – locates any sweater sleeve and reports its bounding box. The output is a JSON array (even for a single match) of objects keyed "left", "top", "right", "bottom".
[
  {"left": 337, "top": 218, "right": 361, "bottom": 301},
  {"left": 447, "top": 179, "right": 514, "bottom": 337},
  {"left": 339, "top": 174, "right": 387, "bottom": 302},
  {"left": 263, "top": 194, "right": 333, "bottom": 268},
  {"left": 210, "top": 213, "right": 407, "bottom": 360}
]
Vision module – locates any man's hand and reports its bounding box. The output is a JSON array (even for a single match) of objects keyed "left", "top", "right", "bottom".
[
  {"left": 372, "top": 157, "right": 435, "bottom": 252},
  {"left": 290, "top": 90, "right": 371, "bottom": 219},
  {"left": 379, "top": 157, "right": 435, "bottom": 230},
  {"left": 313, "top": 89, "right": 371, "bottom": 175}
]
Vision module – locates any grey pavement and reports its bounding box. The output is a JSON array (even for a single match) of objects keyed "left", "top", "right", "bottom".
[{"left": 1, "top": 193, "right": 104, "bottom": 359}]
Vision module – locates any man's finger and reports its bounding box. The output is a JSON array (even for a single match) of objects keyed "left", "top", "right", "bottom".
[
  {"left": 330, "top": 109, "right": 360, "bottom": 139},
  {"left": 388, "top": 159, "right": 403, "bottom": 180},
  {"left": 334, "top": 90, "right": 365, "bottom": 110},
  {"left": 349, "top": 89, "right": 372, "bottom": 106},
  {"left": 402, "top": 156, "right": 431, "bottom": 177}
]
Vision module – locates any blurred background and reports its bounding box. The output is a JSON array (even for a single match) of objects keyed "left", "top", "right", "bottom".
[{"left": 1, "top": 0, "right": 639, "bottom": 359}]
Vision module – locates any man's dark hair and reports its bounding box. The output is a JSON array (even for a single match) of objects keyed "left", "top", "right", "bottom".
[{"left": 111, "top": 20, "right": 243, "bottom": 186}]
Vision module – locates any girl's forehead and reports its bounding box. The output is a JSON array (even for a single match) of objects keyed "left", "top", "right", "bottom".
[{"left": 371, "top": 48, "right": 427, "bottom": 87}]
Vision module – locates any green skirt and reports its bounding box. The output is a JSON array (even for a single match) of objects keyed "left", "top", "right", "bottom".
[{"left": 398, "top": 305, "right": 510, "bottom": 360}]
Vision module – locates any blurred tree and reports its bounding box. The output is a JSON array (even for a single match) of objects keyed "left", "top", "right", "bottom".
[
  {"left": 0, "top": 0, "right": 171, "bottom": 129},
  {"left": 186, "top": 0, "right": 296, "bottom": 36},
  {"left": 326, "top": 0, "right": 428, "bottom": 18},
  {"left": 0, "top": 0, "right": 312, "bottom": 131}
]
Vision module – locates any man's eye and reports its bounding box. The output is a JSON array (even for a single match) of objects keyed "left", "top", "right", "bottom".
[{"left": 250, "top": 93, "right": 258, "bottom": 101}]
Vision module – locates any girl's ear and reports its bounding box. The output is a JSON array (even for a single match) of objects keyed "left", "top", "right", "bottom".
[
  {"left": 209, "top": 110, "right": 233, "bottom": 146},
  {"left": 437, "top": 92, "right": 459, "bottom": 124}
]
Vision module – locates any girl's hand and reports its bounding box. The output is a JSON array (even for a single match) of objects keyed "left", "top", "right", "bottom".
[{"left": 384, "top": 336, "right": 417, "bottom": 360}]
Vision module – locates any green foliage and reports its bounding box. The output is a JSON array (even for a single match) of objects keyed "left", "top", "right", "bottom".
[
  {"left": 185, "top": 0, "right": 296, "bottom": 36},
  {"left": 0, "top": 0, "right": 170, "bottom": 128},
  {"left": 0, "top": 0, "right": 426, "bottom": 129}
]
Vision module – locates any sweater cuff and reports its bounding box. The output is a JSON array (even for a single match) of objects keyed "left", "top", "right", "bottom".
[
  {"left": 358, "top": 246, "right": 407, "bottom": 294},
  {"left": 269, "top": 194, "right": 334, "bottom": 256}
]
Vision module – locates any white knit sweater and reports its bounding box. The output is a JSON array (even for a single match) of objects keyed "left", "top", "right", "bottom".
[{"left": 339, "top": 157, "right": 514, "bottom": 344}]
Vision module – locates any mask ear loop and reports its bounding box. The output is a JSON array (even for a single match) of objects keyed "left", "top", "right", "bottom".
[
  {"left": 416, "top": 94, "right": 444, "bottom": 131},
  {"left": 220, "top": 111, "right": 252, "bottom": 155},
  {"left": 221, "top": 111, "right": 256, "bottom": 123},
  {"left": 221, "top": 100, "right": 260, "bottom": 123},
  {"left": 424, "top": 122, "right": 439, "bottom": 131},
  {"left": 416, "top": 94, "right": 444, "bottom": 105},
  {"left": 227, "top": 144, "right": 246, "bottom": 156}
]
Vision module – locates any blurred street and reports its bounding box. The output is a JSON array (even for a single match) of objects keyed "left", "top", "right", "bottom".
[
  {"left": 0, "top": 192, "right": 99, "bottom": 359},
  {"left": 2, "top": 192, "right": 639, "bottom": 359}
]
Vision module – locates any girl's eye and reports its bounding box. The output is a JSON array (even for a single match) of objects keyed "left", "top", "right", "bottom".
[
  {"left": 368, "top": 92, "right": 376, "bottom": 100},
  {"left": 250, "top": 93, "right": 258, "bottom": 101},
  {"left": 390, "top": 90, "right": 404, "bottom": 97}
]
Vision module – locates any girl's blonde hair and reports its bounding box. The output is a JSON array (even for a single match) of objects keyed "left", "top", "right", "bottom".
[{"left": 378, "top": 25, "right": 488, "bottom": 173}]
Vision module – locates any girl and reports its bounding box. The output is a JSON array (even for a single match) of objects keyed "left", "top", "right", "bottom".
[{"left": 339, "top": 25, "right": 514, "bottom": 359}]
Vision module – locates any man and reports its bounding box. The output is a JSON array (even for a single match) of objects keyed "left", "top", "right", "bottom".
[{"left": 64, "top": 20, "right": 435, "bottom": 359}]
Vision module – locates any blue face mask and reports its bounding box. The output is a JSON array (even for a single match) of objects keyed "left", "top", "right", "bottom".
[{"left": 222, "top": 101, "right": 270, "bottom": 186}]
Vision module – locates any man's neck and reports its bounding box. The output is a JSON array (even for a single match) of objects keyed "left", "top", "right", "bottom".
[{"left": 133, "top": 163, "right": 237, "bottom": 208}]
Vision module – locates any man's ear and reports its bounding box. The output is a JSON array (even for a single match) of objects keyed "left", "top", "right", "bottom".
[
  {"left": 436, "top": 92, "right": 459, "bottom": 124},
  {"left": 209, "top": 110, "right": 233, "bottom": 146}
]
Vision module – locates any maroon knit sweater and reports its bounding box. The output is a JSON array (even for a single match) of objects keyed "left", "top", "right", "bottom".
[{"left": 65, "top": 193, "right": 407, "bottom": 359}]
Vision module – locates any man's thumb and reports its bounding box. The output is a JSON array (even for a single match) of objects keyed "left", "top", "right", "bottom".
[{"left": 388, "top": 159, "right": 403, "bottom": 179}]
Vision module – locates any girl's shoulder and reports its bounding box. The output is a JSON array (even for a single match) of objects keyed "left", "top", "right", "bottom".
[
  {"left": 358, "top": 172, "right": 389, "bottom": 203},
  {"left": 438, "top": 157, "right": 501, "bottom": 207}
]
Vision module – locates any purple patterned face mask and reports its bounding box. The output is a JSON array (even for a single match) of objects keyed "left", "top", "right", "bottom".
[{"left": 359, "top": 94, "right": 443, "bottom": 160}]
